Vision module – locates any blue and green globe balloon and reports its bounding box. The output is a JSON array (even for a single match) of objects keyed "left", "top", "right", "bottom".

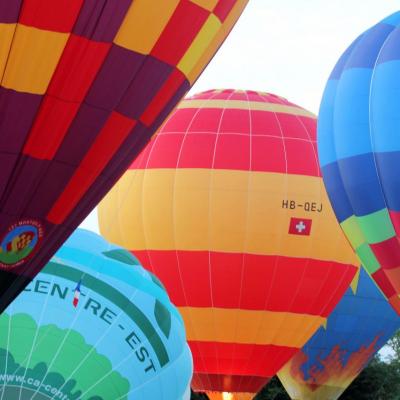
[{"left": 0, "top": 229, "right": 192, "bottom": 399}]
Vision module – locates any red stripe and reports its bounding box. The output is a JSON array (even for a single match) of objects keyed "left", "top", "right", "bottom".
[
  {"left": 47, "top": 112, "right": 136, "bottom": 224},
  {"left": 151, "top": 0, "right": 210, "bottom": 66},
  {"left": 190, "top": 341, "right": 296, "bottom": 391},
  {"left": 192, "top": 373, "right": 270, "bottom": 393},
  {"left": 20, "top": 0, "right": 83, "bottom": 32},
  {"left": 128, "top": 112, "right": 317, "bottom": 175},
  {"left": 133, "top": 250, "right": 356, "bottom": 316}
]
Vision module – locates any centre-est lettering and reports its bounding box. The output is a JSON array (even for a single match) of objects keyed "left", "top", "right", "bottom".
[{"left": 24, "top": 279, "right": 157, "bottom": 374}]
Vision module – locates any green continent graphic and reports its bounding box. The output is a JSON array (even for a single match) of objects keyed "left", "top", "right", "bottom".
[{"left": 0, "top": 313, "right": 130, "bottom": 400}]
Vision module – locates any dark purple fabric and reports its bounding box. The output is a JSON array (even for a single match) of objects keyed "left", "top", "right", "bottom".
[
  {"left": 0, "top": 88, "right": 42, "bottom": 153},
  {"left": 0, "top": 88, "right": 42, "bottom": 202},
  {"left": 0, "top": 154, "right": 18, "bottom": 200},
  {"left": 0, "top": 157, "right": 48, "bottom": 216},
  {"left": 54, "top": 103, "right": 109, "bottom": 164},
  {"left": 116, "top": 55, "right": 173, "bottom": 119},
  {"left": 73, "top": 0, "right": 132, "bottom": 42},
  {"left": 21, "top": 158, "right": 76, "bottom": 218},
  {"left": 0, "top": 213, "right": 20, "bottom": 234},
  {"left": 0, "top": 1, "right": 22, "bottom": 23},
  {"left": 85, "top": 44, "right": 145, "bottom": 111}
]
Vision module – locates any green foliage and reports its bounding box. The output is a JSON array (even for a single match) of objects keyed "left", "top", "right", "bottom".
[
  {"left": 340, "top": 355, "right": 400, "bottom": 400},
  {"left": 254, "top": 377, "right": 290, "bottom": 400}
]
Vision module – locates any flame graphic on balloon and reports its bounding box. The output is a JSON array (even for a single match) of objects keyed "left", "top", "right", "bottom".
[{"left": 290, "top": 335, "right": 380, "bottom": 392}]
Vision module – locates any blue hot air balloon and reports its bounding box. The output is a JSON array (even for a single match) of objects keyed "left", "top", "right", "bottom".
[
  {"left": 318, "top": 11, "right": 400, "bottom": 314},
  {"left": 0, "top": 229, "right": 192, "bottom": 399}
]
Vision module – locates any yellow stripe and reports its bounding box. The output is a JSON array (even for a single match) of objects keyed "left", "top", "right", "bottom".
[
  {"left": 177, "top": 13, "right": 222, "bottom": 78},
  {"left": 178, "top": 98, "right": 316, "bottom": 117},
  {"left": 186, "top": 0, "right": 249, "bottom": 83},
  {"left": 179, "top": 307, "right": 326, "bottom": 348},
  {"left": 2, "top": 25, "right": 68, "bottom": 94},
  {"left": 114, "top": 0, "right": 179, "bottom": 54},
  {"left": 0, "top": 23, "right": 16, "bottom": 78},
  {"left": 99, "top": 169, "right": 358, "bottom": 266}
]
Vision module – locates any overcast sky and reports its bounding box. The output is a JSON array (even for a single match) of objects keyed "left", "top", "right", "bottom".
[{"left": 82, "top": 0, "right": 400, "bottom": 232}]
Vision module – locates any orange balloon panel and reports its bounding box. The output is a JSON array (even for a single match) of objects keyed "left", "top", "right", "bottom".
[{"left": 98, "top": 89, "right": 359, "bottom": 394}]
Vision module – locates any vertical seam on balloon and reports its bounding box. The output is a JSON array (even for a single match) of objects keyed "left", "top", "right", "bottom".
[
  {"left": 169, "top": 90, "right": 222, "bottom": 392},
  {"left": 231, "top": 89, "right": 252, "bottom": 393},
  {"left": 207, "top": 89, "right": 237, "bottom": 392}
]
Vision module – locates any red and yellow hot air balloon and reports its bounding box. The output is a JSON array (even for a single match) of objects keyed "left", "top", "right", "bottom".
[
  {"left": 0, "top": 0, "right": 247, "bottom": 310},
  {"left": 98, "top": 89, "right": 359, "bottom": 397}
]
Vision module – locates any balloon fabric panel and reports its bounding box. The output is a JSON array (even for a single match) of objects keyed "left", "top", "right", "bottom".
[
  {"left": 0, "top": 0, "right": 248, "bottom": 310},
  {"left": 98, "top": 89, "right": 359, "bottom": 395}
]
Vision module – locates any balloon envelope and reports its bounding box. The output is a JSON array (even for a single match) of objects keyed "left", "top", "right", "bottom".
[
  {"left": 318, "top": 11, "right": 400, "bottom": 313},
  {"left": 0, "top": 229, "right": 192, "bottom": 399},
  {"left": 278, "top": 268, "right": 400, "bottom": 400},
  {"left": 0, "top": 0, "right": 248, "bottom": 311},
  {"left": 99, "top": 89, "right": 359, "bottom": 394}
]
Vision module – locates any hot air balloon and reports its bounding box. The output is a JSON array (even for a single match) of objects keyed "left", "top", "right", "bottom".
[
  {"left": 98, "top": 89, "right": 359, "bottom": 397},
  {"left": 278, "top": 268, "right": 400, "bottom": 400},
  {"left": 0, "top": 228, "right": 192, "bottom": 399},
  {"left": 318, "top": 12, "right": 400, "bottom": 314},
  {"left": 0, "top": 0, "right": 248, "bottom": 311}
]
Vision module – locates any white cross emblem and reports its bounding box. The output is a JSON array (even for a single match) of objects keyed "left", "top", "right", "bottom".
[{"left": 296, "top": 221, "right": 306, "bottom": 233}]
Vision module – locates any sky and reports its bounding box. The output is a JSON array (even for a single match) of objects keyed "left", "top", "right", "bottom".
[
  {"left": 80, "top": 0, "right": 400, "bottom": 358},
  {"left": 81, "top": 0, "right": 400, "bottom": 233}
]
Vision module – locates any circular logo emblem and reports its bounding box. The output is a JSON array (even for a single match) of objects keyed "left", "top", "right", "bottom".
[{"left": 0, "top": 220, "right": 44, "bottom": 269}]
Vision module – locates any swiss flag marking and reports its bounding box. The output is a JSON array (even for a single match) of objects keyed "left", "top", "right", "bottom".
[{"left": 289, "top": 217, "right": 312, "bottom": 236}]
